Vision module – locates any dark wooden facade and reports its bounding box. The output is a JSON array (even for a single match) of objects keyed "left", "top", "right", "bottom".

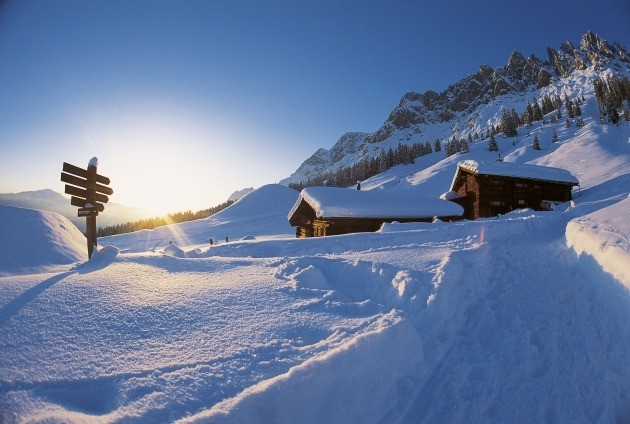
[
  {"left": 449, "top": 168, "right": 577, "bottom": 220},
  {"left": 289, "top": 198, "right": 460, "bottom": 238}
]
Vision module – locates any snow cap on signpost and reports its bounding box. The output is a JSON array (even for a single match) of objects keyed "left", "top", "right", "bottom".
[{"left": 89, "top": 157, "right": 98, "bottom": 168}]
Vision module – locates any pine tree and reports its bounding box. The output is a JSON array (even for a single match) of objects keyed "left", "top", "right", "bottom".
[
  {"left": 573, "top": 99, "right": 582, "bottom": 116},
  {"left": 434, "top": 138, "right": 441, "bottom": 152},
  {"left": 532, "top": 101, "right": 543, "bottom": 121},
  {"left": 532, "top": 134, "right": 541, "bottom": 150},
  {"left": 459, "top": 137, "right": 470, "bottom": 154},
  {"left": 488, "top": 132, "right": 498, "bottom": 151},
  {"left": 565, "top": 118, "right": 571, "bottom": 128},
  {"left": 551, "top": 129, "right": 558, "bottom": 142},
  {"left": 565, "top": 94, "right": 575, "bottom": 118},
  {"left": 378, "top": 151, "right": 387, "bottom": 173},
  {"left": 500, "top": 108, "right": 518, "bottom": 137}
]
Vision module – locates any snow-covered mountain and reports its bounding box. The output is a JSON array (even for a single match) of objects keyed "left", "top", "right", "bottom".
[{"left": 281, "top": 31, "right": 629, "bottom": 186}]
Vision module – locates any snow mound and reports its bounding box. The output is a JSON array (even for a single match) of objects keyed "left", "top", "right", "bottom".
[
  {"left": 0, "top": 205, "right": 87, "bottom": 276},
  {"left": 567, "top": 195, "right": 630, "bottom": 288},
  {"left": 100, "top": 184, "right": 299, "bottom": 253},
  {"left": 164, "top": 242, "right": 186, "bottom": 258},
  {"left": 221, "top": 184, "right": 298, "bottom": 219}
]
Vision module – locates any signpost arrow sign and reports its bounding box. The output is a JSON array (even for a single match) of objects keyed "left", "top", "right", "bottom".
[
  {"left": 78, "top": 207, "right": 98, "bottom": 217},
  {"left": 64, "top": 184, "right": 109, "bottom": 204},
  {"left": 70, "top": 197, "right": 105, "bottom": 212},
  {"left": 61, "top": 172, "right": 113, "bottom": 195},
  {"left": 61, "top": 158, "right": 112, "bottom": 259}
]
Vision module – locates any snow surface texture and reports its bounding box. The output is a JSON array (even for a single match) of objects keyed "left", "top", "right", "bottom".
[
  {"left": 289, "top": 186, "right": 464, "bottom": 219},
  {"left": 1, "top": 66, "right": 630, "bottom": 422}
]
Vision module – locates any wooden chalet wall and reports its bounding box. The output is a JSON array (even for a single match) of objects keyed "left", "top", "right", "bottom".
[
  {"left": 451, "top": 169, "right": 574, "bottom": 220},
  {"left": 289, "top": 199, "right": 316, "bottom": 238}
]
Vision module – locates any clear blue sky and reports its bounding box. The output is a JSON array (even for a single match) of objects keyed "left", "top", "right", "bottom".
[{"left": 1, "top": 0, "right": 628, "bottom": 213}]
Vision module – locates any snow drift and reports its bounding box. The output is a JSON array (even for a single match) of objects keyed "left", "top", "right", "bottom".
[{"left": 0, "top": 205, "right": 87, "bottom": 276}]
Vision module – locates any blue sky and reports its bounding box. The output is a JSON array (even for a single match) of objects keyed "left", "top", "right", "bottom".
[{"left": 1, "top": 0, "right": 628, "bottom": 214}]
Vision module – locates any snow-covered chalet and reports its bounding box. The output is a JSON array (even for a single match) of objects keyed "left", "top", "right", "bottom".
[
  {"left": 288, "top": 186, "right": 464, "bottom": 237},
  {"left": 443, "top": 160, "right": 579, "bottom": 220}
]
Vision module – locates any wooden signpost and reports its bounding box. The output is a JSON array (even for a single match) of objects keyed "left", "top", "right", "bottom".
[{"left": 61, "top": 157, "right": 113, "bottom": 259}]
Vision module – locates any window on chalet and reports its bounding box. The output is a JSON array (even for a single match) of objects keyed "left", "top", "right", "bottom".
[
  {"left": 517, "top": 199, "right": 527, "bottom": 206},
  {"left": 489, "top": 200, "right": 505, "bottom": 206},
  {"left": 514, "top": 182, "right": 529, "bottom": 189}
]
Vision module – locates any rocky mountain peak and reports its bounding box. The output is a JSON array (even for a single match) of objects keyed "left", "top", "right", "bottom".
[
  {"left": 507, "top": 51, "right": 526, "bottom": 69},
  {"left": 370, "top": 31, "right": 626, "bottom": 143},
  {"left": 476, "top": 64, "right": 494, "bottom": 80}
]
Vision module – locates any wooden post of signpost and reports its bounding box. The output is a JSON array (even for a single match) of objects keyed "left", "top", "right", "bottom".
[
  {"left": 61, "top": 157, "right": 112, "bottom": 259},
  {"left": 85, "top": 161, "right": 98, "bottom": 258}
]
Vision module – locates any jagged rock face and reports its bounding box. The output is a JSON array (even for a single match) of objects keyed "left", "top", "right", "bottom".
[
  {"left": 370, "top": 32, "right": 629, "bottom": 141},
  {"left": 280, "top": 132, "right": 369, "bottom": 185},
  {"left": 368, "top": 51, "right": 553, "bottom": 143},
  {"left": 548, "top": 31, "right": 629, "bottom": 77}
]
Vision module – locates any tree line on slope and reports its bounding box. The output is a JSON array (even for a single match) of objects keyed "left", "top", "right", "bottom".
[
  {"left": 593, "top": 74, "right": 630, "bottom": 124},
  {"left": 444, "top": 91, "right": 586, "bottom": 156},
  {"left": 96, "top": 200, "right": 234, "bottom": 237},
  {"left": 288, "top": 141, "right": 437, "bottom": 190}
]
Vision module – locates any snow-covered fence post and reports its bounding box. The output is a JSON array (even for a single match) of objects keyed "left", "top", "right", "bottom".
[{"left": 61, "top": 157, "right": 113, "bottom": 259}]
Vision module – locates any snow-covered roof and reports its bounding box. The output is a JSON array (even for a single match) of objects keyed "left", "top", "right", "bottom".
[
  {"left": 452, "top": 160, "right": 579, "bottom": 187},
  {"left": 289, "top": 186, "right": 464, "bottom": 220}
]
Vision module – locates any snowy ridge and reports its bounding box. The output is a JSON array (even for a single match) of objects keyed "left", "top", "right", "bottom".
[{"left": 98, "top": 184, "right": 298, "bottom": 253}]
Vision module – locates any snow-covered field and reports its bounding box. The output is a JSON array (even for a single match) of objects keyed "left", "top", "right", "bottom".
[{"left": 2, "top": 94, "right": 630, "bottom": 421}]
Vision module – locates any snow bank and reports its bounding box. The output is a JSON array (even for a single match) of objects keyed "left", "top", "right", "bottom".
[
  {"left": 567, "top": 195, "right": 630, "bottom": 288},
  {"left": 0, "top": 205, "right": 87, "bottom": 276}
]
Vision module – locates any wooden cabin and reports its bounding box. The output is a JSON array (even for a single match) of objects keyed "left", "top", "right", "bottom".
[
  {"left": 288, "top": 186, "right": 464, "bottom": 238},
  {"left": 444, "top": 160, "right": 579, "bottom": 220}
]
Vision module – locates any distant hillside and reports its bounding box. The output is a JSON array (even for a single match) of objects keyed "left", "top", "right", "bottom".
[{"left": 0, "top": 189, "right": 150, "bottom": 231}]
